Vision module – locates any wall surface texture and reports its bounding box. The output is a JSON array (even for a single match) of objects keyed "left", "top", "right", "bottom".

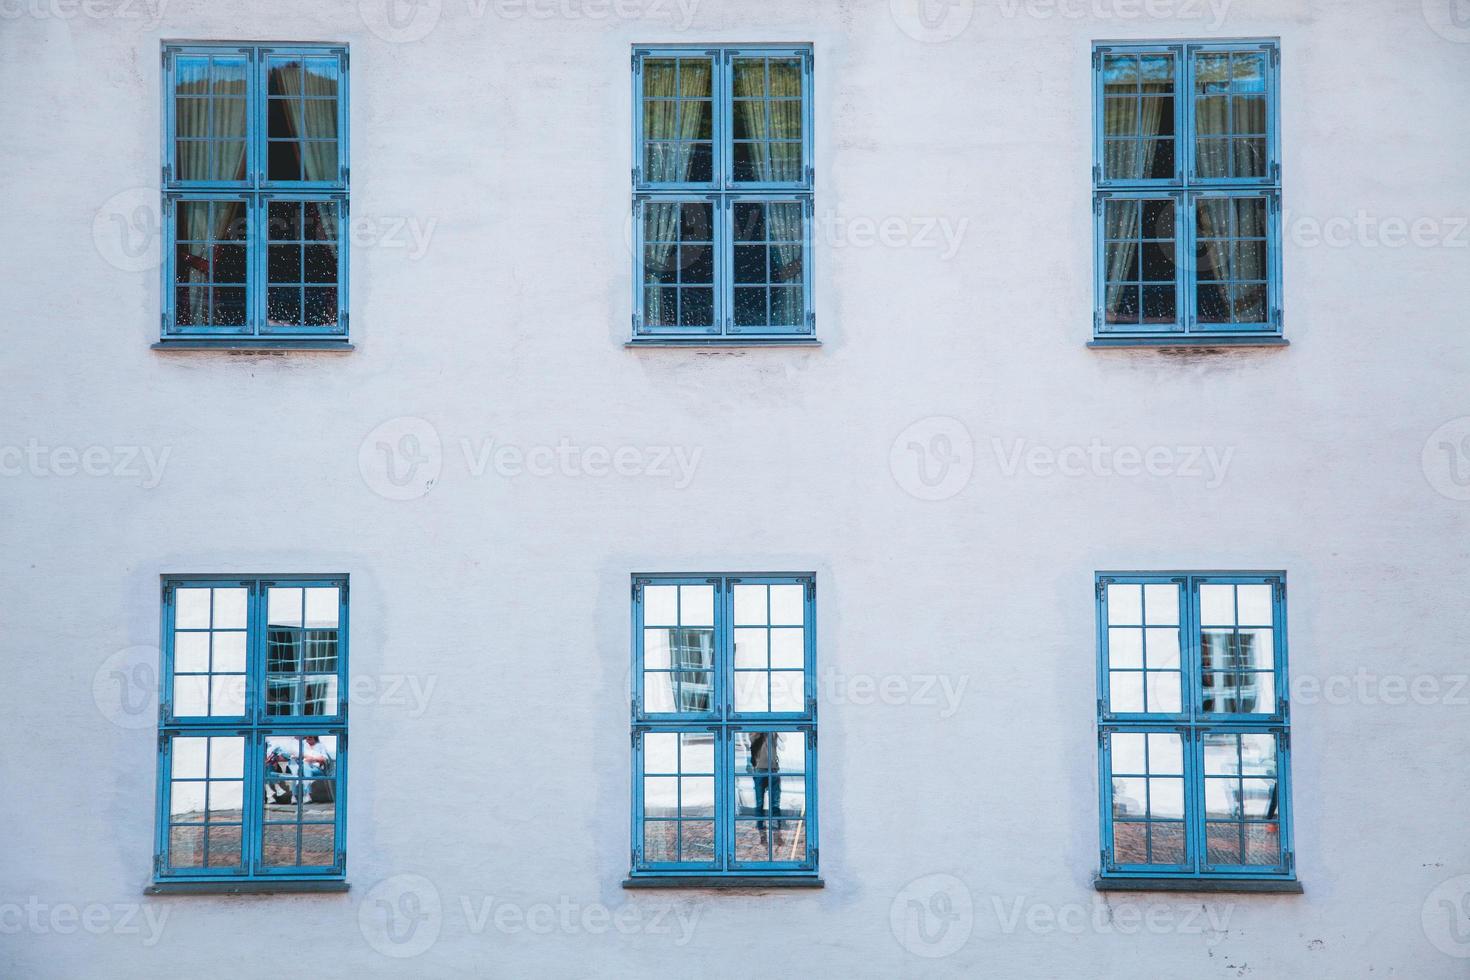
[{"left": 2, "top": 0, "right": 1468, "bottom": 976}]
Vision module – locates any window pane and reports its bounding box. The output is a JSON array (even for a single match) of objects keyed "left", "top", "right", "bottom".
[
  {"left": 729, "top": 202, "right": 805, "bottom": 331},
  {"left": 167, "top": 735, "right": 246, "bottom": 870},
  {"left": 266, "top": 586, "right": 341, "bottom": 716},
  {"left": 643, "top": 202, "right": 714, "bottom": 329},
  {"left": 266, "top": 57, "right": 341, "bottom": 182},
  {"left": 262, "top": 734, "right": 339, "bottom": 867},
  {"left": 641, "top": 57, "right": 714, "bottom": 184},
  {"left": 640, "top": 731, "right": 718, "bottom": 865},
  {"left": 1100, "top": 52, "right": 1175, "bottom": 181},
  {"left": 1195, "top": 196, "right": 1270, "bottom": 326},
  {"left": 173, "top": 201, "right": 250, "bottom": 329},
  {"left": 265, "top": 201, "right": 340, "bottom": 331},
  {"left": 1103, "top": 198, "right": 1176, "bottom": 328},
  {"left": 732, "top": 582, "right": 809, "bottom": 717},
  {"left": 1108, "top": 731, "right": 1187, "bottom": 866},
  {"left": 643, "top": 581, "right": 715, "bottom": 717},
  {"left": 734, "top": 731, "right": 808, "bottom": 864},
  {"left": 1193, "top": 50, "right": 1270, "bottom": 179},
  {"left": 731, "top": 57, "right": 803, "bottom": 182},
  {"left": 171, "top": 587, "right": 248, "bottom": 717}
]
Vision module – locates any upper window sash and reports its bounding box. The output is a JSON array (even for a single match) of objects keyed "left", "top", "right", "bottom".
[
  {"left": 1097, "top": 573, "right": 1286, "bottom": 723},
  {"left": 164, "top": 44, "right": 349, "bottom": 191},
  {"left": 162, "top": 576, "right": 350, "bottom": 725},
  {"left": 633, "top": 574, "right": 816, "bottom": 723},
  {"left": 633, "top": 46, "right": 813, "bottom": 193},
  {"left": 1094, "top": 41, "right": 1278, "bottom": 190}
]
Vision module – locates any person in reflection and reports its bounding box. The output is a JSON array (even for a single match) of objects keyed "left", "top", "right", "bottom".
[
  {"left": 265, "top": 743, "right": 294, "bottom": 806},
  {"left": 300, "top": 735, "right": 335, "bottom": 804},
  {"left": 747, "top": 732, "right": 782, "bottom": 844}
]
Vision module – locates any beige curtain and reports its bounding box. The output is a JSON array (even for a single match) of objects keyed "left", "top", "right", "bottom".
[
  {"left": 272, "top": 65, "right": 339, "bottom": 181},
  {"left": 1103, "top": 199, "right": 1141, "bottom": 324},
  {"left": 643, "top": 59, "right": 712, "bottom": 326}
]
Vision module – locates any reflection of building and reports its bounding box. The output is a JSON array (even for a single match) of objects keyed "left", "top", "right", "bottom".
[
  {"left": 1201, "top": 631, "right": 1263, "bottom": 713},
  {"left": 670, "top": 628, "right": 714, "bottom": 712}
]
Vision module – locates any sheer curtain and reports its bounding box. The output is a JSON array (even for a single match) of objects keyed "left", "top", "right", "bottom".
[
  {"left": 272, "top": 65, "right": 338, "bottom": 181},
  {"left": 643, "top": 60, "right": 711, "bottom": 326},
  {"left": 1102, "top": 88, "right": 1166, "bottom": 323}
]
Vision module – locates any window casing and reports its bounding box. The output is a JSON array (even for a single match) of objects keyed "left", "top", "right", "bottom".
[
  {"left": 1096, "top": 572, "right": 1294, "bottom": 881},
  {"left": 154, "top": 576, "right": 348, "bottom": 883},
  {"left": 161, "top": 44, "right": 349, "bottom": 345},
  {"left": 631, "top": 46, "right": 815, "bottom": 343},
  {"left": 631, "top": 574, "right": 817, "bottom": 877},
  {"left": 1092, "top": 41, "right": 1281, "bottom": 342}
]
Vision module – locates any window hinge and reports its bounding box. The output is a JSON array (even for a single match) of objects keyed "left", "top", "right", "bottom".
[
  {"left": 1275, "top": 579, "right": 1286, "bottom": 601},
  {"left": 1097, "top": 725, "right": 1107, "bottom": 746},
  {"left": 341, "top": 49, "right": 349, "bottom": 69},
  {"left": 343, "top": 166, "right": 350, "bottom": 185},
  {"left": 631, "top": 166, "right": 641, "bottom": 185},
  {"left": 1092, "top": 50, "right": 1101, "bottom": 70},
  {"left": 632, "top": 578, "right": 643, "bottom": 601},
  {"left": 157, "top": 732, "right": 168, "bottom": 751},
  {"left": 805, "top": 579, "right": 815, "bottom": 601},
  {"left": 1270, "top": 46, "right": 1279, "bottom": 67},
  {"left": 808, "top": 727, "right": 817, "bottom": 748},
  {"left": 631, "top": 728, "right": 640, "bottom": 747},
  {"left": 1093, "top": 194, "right": 1102, "bottom": 215},
  {"left": 631, "top": 695, "right": 640, "bottom": 722},
  {"left": 1092, "top": 164, "right": 1100, "bottom": 184},
  {"left": 1283, "top": 849, "right": 1294, "bottom": 871},
  {"left": 153, "top": 853, "right": 164, "bottom": 875},
  {"left": 160, "top": 312, "right": 168, "bottom": 333},
  {"left": 632, "top": 51, "right": 640, "bottom": 71},
  {"left": 1280, "top": 729, "right": 1291, "bottom": 750},
  {"left": 1100, "top": 848, "right": 1108, "bottom": 871},
  {"left": 340, "top": 311, "right": 348, "bottom": 331},
  {"left": 1096, "top": 578, "right": 1110, "bottom": 599},
  {"left": 1093, "top": 310, "right": 1101, "bottom": 331},
  {"left": 805, "top": 695, "right": 817, "bottom": 717},
  {"left": 162, "top": 163, "right": 171, "bottom": 183},
  {"left": 1270, "top": 162, "right": 1280, "bottom": 184},
  {"left": 805, "top": 165, "right": 814, "bottom": 186}
]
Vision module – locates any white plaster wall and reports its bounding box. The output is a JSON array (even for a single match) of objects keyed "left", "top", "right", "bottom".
[{"left": 1, "top": 0, "right": 1468, "bottom": 976}]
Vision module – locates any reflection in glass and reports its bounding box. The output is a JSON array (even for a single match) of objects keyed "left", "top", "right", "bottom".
[
  {"left": 734, "top": 731, "right": 807, "bottom": 863},
  {"left": 262, "top": 734, "right": 338, "bottom": 867},
  {"left": 167, "top": 735, "right": 245, "bottom": 870}
]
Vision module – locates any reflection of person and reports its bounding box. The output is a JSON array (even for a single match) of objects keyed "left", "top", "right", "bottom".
[
  {"left": 748, "top": 732, "right": 782, "bottom": 842},
  {"left": 301, "top": 735, "right": 335, "bottom": 804},
  {"left": 265, "top": 745, "right": 294, "bottom": 805}
]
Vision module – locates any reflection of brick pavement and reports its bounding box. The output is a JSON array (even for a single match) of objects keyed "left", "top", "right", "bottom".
[
  {"left": 167, "top": 803, "right": 335, "bottom": 868},
  {"left": 1113, "top": 822, "right": 1279, "bottom": 864},
  {"left": 645, "top": 812, "right": 807, "bottom": 863}
]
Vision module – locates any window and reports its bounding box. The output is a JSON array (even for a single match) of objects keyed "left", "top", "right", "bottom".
[
  {"left": 1096, "top": 573, "right": 1294, "bottom": 882},
  {"left": 161, "top": 44, "right": 348, "bottom": 346},
  {"left": 1092, "top": 41, "right": 1281, "bottom": 343},
  {"left": 630, "top": 574, "right": 817, "bottom": 879},
  {"left": 154, "top": 576, "right": 347, "bottom": 884},
  {"left": 631, "top": 46, "right": 814, "bottom": 343}
]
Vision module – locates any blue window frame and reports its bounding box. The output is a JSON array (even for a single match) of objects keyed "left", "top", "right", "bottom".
[
  {"left": 161, "top": 44, "right": 349, "bottom": 345},
  {"left": 1092, "top": 41, "right": 1281, "bottom": 342},
  {"left": 154, "top": 575, "right": 348, "bottom": 883},
  {"left": 1096, "top": 572, "right": 1294, "bottom": 881},
  {"left": 631, "top": 574, "right": 818, "bottom": 877},
  {"left": 631, "top": 46, "right": 815, "bottom": 343}
]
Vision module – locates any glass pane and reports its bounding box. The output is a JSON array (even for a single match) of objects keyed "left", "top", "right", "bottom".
[
  {"left": 1108, "top": 628, "right": 1143, "bottom": 668},
  {"left": 1143, "top": 584, "right": 1178, "bottom": 624},
  {"left": 171, "top": 586, "right": 247, "bottom": 717},
  {"left": 641, "top": 56, "right": 713, "bottom": 184},
  {"left": 167, "top": 735, "right": 245, "bottom": 871},
  {"left": 1107, "top": 584, "right": 1142, "bottom": 625},
  {"left": 643, "top": 583, "right": 715, "bottom": 716},
  {"left": 1109, "top": 671, "right": 1144, "bottom": 712},
  {"left": 262, "top": 734, "right": 339, "bottom": 867},
  {"left": 731, "top": 57, "right": 803, "bottom": 183},
  {"left": 642, "top": 202, "right": 714, "bottom": 328},
  {"left": 729, "top": 203, "right": 804, "bottom": 330}
]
